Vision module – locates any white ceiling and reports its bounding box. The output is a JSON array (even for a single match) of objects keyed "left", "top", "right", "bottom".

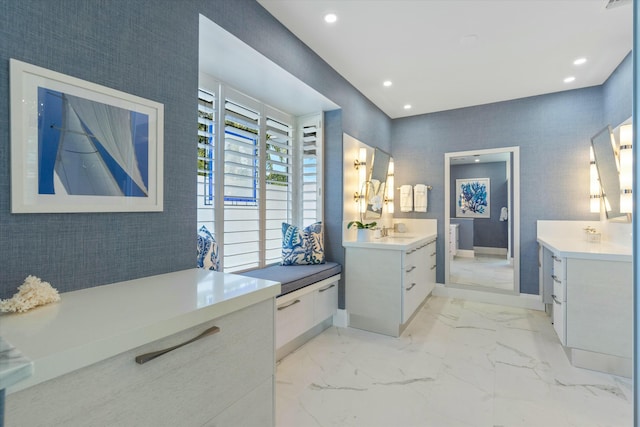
[{"left": 257, "top": 0, "right": 633, "bottom": 119}]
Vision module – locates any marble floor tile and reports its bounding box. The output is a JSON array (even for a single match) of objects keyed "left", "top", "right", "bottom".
[
  {"left": 450, "top": 255, "right": 514, "bottom": 291},
  {"left": 276, "top": 296, "right": 632, "bottom": 427}
]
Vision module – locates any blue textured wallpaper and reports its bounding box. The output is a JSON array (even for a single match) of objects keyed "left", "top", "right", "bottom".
[
  {"left": 393, "top": 86, "right": 608, "bottom": 295},
  {"left": 0, "top": 0, "right": 630, "bottom": 301},
  {"left": 604, "top": 52, "right": 632, "bottom": 128},
  {"left": 0, "top": 0, "right": 200, "bottom": 298},
  {"left": 0, "top": 0, "right": 391, "bottom": 304}
]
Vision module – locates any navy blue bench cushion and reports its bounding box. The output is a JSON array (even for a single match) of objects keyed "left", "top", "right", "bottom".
[{"left": 240, "top": 262, "right": 341, "bottom": 296}]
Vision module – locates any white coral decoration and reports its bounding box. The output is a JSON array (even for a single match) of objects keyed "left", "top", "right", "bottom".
[{"left": 0, "top": 275, "right": 61, "bottom": 313}]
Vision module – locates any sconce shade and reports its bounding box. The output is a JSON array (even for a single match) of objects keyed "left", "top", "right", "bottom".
[
  {"left": 386, "top": 159, "right": 394, "bottom": 214},
  {"left": 619, "top": 124, "right": 632, "bottom": 213},
  {"left": 589, "top": 146, "right": 601, "bottom": 213}
]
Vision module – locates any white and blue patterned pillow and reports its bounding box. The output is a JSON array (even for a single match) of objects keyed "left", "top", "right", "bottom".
[
  {"left": 197, "top": 225, "right": 220, "bottom": 271},
  {"left": 281, "top": 222, "right": 325, "bottom": 265}
]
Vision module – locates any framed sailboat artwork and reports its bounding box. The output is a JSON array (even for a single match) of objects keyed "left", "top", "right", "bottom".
[{"left": 9, "top": 59, "right": 164, "bottom": 213}]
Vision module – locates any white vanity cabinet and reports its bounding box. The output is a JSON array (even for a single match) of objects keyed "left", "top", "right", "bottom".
[
  {"left": 537, "top": 232, "right": 632, "bottom": 377},
  {"left": 346, "top": 235, "right": 437, "bottom": 337}
]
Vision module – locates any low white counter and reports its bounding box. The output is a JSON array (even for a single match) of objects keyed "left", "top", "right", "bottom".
[{"left": 0, "top": 269, "right": 280, "bottom": 393}]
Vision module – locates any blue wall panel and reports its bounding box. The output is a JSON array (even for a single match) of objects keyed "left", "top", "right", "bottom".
[
  {"left": 0, "top": 0, "right": 391, "bottom": 304},
  {"left": 0, "top": 0, "right": 631, "bottom": 301},
  {"left": 392, "top": 87, "right": 608, "bottom": 294}
]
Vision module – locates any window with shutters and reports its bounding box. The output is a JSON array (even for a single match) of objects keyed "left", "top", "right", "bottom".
[{"left": 197, "top": 81, "right": 321, "bottom": 272}]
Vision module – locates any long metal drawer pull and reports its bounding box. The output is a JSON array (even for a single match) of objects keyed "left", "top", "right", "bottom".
[
  {"left": 551, "top": 275, "right": 562, "bottom": 284},
  {"left": 277, "top": 299, "right": 301, "bottom": 311},
  {"left": 551, "top": 294, "right": 562, "bottom": 305},
  {"left": 430, "top": 264, "right": 437, "bottom": 270},
  {"left": 318, "top": 284, "right": 336, "bottom": 293},
  {"left": 135, "top": 325, "right": 220, "bottom": 365},
  {"left": 406, "top": 283, "right": 416, "bottom": 291},
  {"left": 405, "top": 266, "right": 417, "bottom": 273},
  {"left": 552, "top": 255, "right": 562, "bottom": 263}
]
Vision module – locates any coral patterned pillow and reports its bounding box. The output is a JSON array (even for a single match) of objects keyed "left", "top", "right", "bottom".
[{"left": 197, "top": 225, "right": 220, "bottom": 271}]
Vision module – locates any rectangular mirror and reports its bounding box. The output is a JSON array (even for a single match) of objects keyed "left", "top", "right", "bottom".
[
  {"left": 363, "top": 148, "right": 391, "bottom": 220},
  {"left": 590, "top": 125, "right": 628, "bottom": 221}
]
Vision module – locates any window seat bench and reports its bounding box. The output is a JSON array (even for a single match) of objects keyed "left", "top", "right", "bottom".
[{"left": 241, "top": 262, "right": 341, "bottom": 360}]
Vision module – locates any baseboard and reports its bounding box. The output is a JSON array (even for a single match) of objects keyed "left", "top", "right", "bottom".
[
  {"left": 276, "top": 317, "right": 333, "bottom": 361},
  {"left": 474, "top": 246, "right": 508, "bottom": 256},
  {"left": 333, "top": 308, "right": 348, "bottom": 328},
  {"left": 568, "top": 347, "right": 631, "bottom": 378},
  {"left": 455, "top": 249, "right": 475, "bottom": 258},
  {"left": 432, "top": 283, "right": 544, "bottom": 311}
]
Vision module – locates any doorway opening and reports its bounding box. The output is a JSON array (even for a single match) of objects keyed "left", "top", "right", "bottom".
[{"left": 444, "top": 147, "right": 520, "bottom": 293}]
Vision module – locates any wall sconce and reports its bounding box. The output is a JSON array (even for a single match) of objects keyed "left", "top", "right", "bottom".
[
  {"left": 385, "top": 159, "right": 394, "bottom": 214},
  {"left": 354, "top": 148, "right": 367, "bottom": 211},
  {"left": 589, "top": 146, "right": 601, "bottom": 213},
  {"left": 619, "top": 123, "right": 633, "bottom": 213}
]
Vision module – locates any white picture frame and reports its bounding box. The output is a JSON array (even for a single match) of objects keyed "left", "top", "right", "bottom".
[{"left": 10, "top": 59, "right": 164, "bottom": 213}]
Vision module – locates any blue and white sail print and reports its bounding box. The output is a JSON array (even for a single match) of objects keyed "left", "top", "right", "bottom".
[{"left": 38, "top": 87, "right": 149, "bottom": 198}]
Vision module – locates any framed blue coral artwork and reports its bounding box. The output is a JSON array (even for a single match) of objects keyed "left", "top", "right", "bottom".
[
  {"left": 10, "top": 59, "right": 164, "bottom": 213},
  {"left": 456, "top": 178, "right": 490, "bottom": 218}
]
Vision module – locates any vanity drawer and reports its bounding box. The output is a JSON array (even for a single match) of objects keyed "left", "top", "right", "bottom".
[
  {"left": 551, "top": 273, "right": 565, "bottom": 302},
  {"left": 552, "top": 293, "right": 566, "bottom": 345},
  {"left": 276, "top": 291, "right": 314, "bottom": 349},
  {"left": 551, "top": 253, "right": 565, "bottom": 277}
]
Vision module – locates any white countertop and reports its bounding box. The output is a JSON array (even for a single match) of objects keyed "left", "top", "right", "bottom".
[
  {"left": 0, "top": 337, "right": 33, "bottom": 390},
  {"left": 0, "top": 269, "right": 280, "bottom": 393},
  {"left": 343, "top": 232, "right": 437, "bottom": 250},
  {"left": 537, "top": 235, "right": 632, "bottom": 262}
]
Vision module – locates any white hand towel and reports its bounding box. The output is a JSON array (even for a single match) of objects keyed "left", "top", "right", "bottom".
[
  {"left": 500, "top": 206, "right": 508, "bottom": 221},
  {"left": 414, "top": 184, "right": 428, "bottom": 212},
  {"left": 400, "top": 185, "right": 413, "bottom": 212}
]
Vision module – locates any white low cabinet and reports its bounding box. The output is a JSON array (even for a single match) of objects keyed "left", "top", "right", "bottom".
[
  {"left": 275, "top": 275, "right": 339, "bottom": 360},
  {"left": 6, "top": 299, "right": 275, "bottom": 427},
  {"left": 347, "top": 237, "right": 436, "bottom": 337}
]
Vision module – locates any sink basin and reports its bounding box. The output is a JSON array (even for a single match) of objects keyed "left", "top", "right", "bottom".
[{"left": 381, "top": 234, "right": 415, "bottom": 240}]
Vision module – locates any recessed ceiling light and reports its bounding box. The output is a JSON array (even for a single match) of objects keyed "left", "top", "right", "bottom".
[
  {"left": 324, "top": 13, "right": 337, "bottom": 24},
  {"left": 403, "top": 104, "right": 412, "bottom": 110},
  {"left": 475, "top": 158, "right": 480, "bottom": 163},
  {"left": 573, "top": 57, "right": 587, "bottom": 66},
  {"left": 564, "top": 76, "right": 576, "bottom": 83},
  {"left": 383, "top": 80, "right": 392, "bottom": 87}
]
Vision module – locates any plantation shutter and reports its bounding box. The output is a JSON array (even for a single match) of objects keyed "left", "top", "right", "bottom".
[
  {"left": 264, "top": 113, "right": 293, "bottom": 265},
  {"left": 197, "top": 89, "right": 216, "bottom": 233},
  {"left": 223, "top": 97, "right": 261, "bottom": 272},
  {"left": 299, "top": 114, "right": 323, "bottom": 226}
]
